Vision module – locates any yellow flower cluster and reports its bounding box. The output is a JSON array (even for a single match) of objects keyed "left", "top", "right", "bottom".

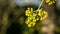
[
  {"left": 25, "top": 8, "right": 33, "bottom": 17},
  {"left": 25, "top": 8, "right": 38, "bottom": 27},
  {"left": 25, "top": 17, "right": 36, "bottom": 27},
  {"left": 37, "top": 8, "right": 48, "bottom": 20},
  {"left": 25, "top": 0, "right": 51, "bottom": 27},
  {"left": 45, "top": 0, "right": 56, "bottom": 5},
  {"left": 25, "top": 7, "right": 48, "bottom": 27}
]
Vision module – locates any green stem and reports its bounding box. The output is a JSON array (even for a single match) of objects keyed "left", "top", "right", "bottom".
[{"left": 38, "top": 0, "right": 44, "bottom": 9}]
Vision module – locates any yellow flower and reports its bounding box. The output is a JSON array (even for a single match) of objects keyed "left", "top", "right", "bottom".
[
  {"left": 25, "top": 17, "right": 32, "bottom": 24},
  {"left": 31, "top": 8, "right": 33, "bottom": 11},
  {"left": 40, "top": 18, "right": 43, "bottom": 20},
  {"left": 48, "top": 1, "right": 53, "bottom": 5},
  {"left": 45, "top": 0, "right": 56, "bottom": 5},
  {"left": 28, "top": 24, "right": 31, "bottom": 27},
  {"left": 25, "top": 15, "right": 37, "bottom": 27},
  {"left": 25, "top": 7, "right": 33, "bottom": 16},
  {"left": 38, "top": 8, "right": 43, "bottom": 16},
  {"left": 53, "top": 1, "right": 55, "bottom": 3},
  {"left": 40, "top": 10, "right": 48, "bottom": 20},
  {"left": 32, "top": 22, "right": 36, "bottom": 27},
  {"left": 27, "top": 20, "right": 36, "bottom": 27},
  {"left": 46, "top": 0, "right": 50, "bottom": 3},
  {"left": 27, "top": 22, "right": 36, "bottom": 27},
  {"left": 33, "top": 13, "right": 37, "bottom": 17},
  {"left": 37, "top": 8, "right": 48, "bottom": 21},
  {"left": 36, "top": 17, "right": 39, "bottom": 21}
]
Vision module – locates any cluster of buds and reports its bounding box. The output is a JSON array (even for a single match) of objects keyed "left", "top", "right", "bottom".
[
  {"left": 45, "top": 0, "right": 56, "bottom": 5},
  {"left": 25, "top": 7, "right": 48, "bottom": 27},
  {"left": 25, "top": 0, "right": 56, "bottom": 27}
]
